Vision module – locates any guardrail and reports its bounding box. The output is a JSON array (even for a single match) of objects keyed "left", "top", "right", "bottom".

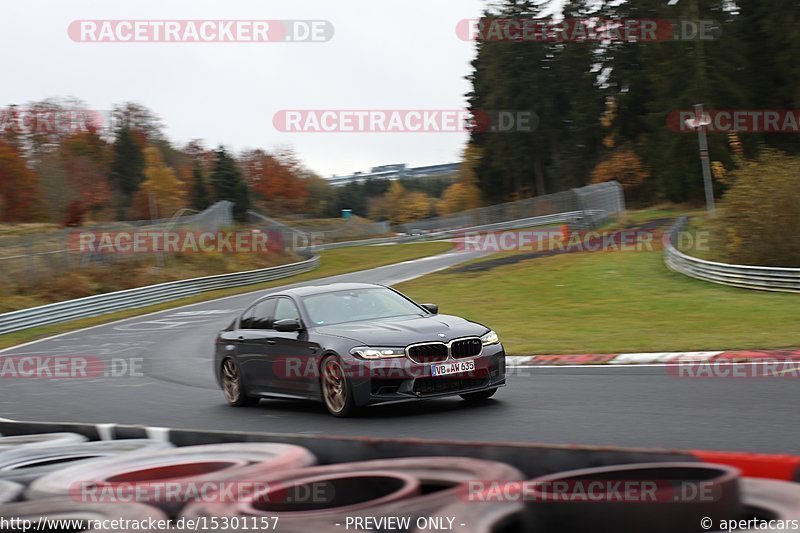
[
  {"left": 664, "top": 217, "right": 800, "bottom": 293},
  {"left": 317, "top": 210, "right": 606, "bottom": 250},
  {"left": 0, "top": 208, "right": 614, "bottom": 336},
  {"left": 0, "top": 255, "right": 320, "bottom": 336}
]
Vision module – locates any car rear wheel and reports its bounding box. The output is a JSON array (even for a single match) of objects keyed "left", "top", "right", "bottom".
[
  {"left": 460, "top": 387, "right": 498, "bottom": 402},
  {"left": 321, "top": 356, "right": 357, "bottom": 418},
  {"left": 221, "top": 358, "right": 259, "bottom": 407}
]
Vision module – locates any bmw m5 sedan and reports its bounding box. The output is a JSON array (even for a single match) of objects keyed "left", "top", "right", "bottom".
[{"left": 214, "top": 283, "right": 506, "bottom": 417}]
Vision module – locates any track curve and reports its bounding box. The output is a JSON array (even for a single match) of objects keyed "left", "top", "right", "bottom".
[{"left": 0, "top": 248, "right": 797, "bottom": 454}]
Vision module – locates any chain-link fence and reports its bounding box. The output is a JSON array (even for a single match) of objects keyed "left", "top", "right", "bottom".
[
  {"left": 0, "top": 202, "right": 235, "bottom": 285},
  {"left": 397, "top": 181, "right": 625, "bottom": 234}
]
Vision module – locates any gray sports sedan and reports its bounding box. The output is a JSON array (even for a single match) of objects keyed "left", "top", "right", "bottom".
[{"left": 214, "top": 283, "right": 506, "bottom": 417}]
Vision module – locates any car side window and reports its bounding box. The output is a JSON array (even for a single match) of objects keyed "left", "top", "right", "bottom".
[
  {"left": 252, "top": 299, "right": 277, "bottom": 330},
  {"left": 273, "top": 298, "right": 300, "bottom": 324},
  {"left": 239, "top": 305, "right": 256, "bottom": 329}
]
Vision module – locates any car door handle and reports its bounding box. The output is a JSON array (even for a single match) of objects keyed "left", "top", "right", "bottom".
[
  {"left": 237, "top": 336, "right": 245, "bottom": 342},
  {"left": 266, "top": 339, "right": 276, "bottom": 345}
]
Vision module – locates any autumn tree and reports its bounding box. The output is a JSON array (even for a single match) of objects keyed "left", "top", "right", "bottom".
[
  {"left": 437, "top": 144, "right": 483, "bottom": 215},
  {"left": 590, "top": 146, "right": 649, "bottom": 191},
  {"left": 59, "top": 128, "right": 111, "bottom": 218},
  {"left": 132, "top": 147, "right": 186, "bottom": 219},
  {"left": 0, "top": 140, "right": 42, "bottom": 222},
  {"left": 240, "top": 148, "right": 309, "bottom": 213},
  {"left": 380, "top": 181, "right": 432, "bottom": 224}
]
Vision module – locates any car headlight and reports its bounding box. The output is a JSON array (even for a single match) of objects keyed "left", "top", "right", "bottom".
[
  {"left": 350, "top": 347, "right": 406, "bottom": 359},
  {"left": 481, "top": 330, "right": 500, "bottom": 346}
]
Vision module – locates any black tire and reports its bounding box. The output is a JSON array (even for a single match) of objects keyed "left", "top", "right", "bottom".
[
  {"left": 460, "top": 387, "right": 498, "bottom": 401},
  {"left": 320, "top": 356, "right": 358, "bottom": 418},
  {"left": 220, "top": 358, "right": 259, "bottom": 407}
]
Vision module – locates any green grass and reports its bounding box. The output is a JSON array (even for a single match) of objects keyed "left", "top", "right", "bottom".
[
  {"left": 0, "top": 241, "right": 452, "bottom": 350},
  {"left": 397, "top": 248, "right": 800, "bottom": 355}
]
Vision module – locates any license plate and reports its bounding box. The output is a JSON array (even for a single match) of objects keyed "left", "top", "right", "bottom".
[{"left": 431, "top": 360, "right": 475, "bottom": 377}]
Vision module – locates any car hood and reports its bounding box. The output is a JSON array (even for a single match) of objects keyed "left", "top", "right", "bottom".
[{"left": 314, "top": 314, "right": 488, "bottom": 346}]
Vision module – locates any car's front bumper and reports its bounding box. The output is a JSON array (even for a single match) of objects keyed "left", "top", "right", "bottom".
[{"left": 344, "top": 344, "right": 506, "bottom": 406}]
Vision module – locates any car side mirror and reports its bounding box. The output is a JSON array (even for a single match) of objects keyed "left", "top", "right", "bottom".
[
  {"left": 274, "top": 318, "right": 304, "bottom": 332},
  {"left": 421, "top": 303, "right": 438, "bottom": 315}
]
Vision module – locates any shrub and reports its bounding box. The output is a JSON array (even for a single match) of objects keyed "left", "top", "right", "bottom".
[{"left": 715, "top": 150, "right": 800, "bottom": 267}]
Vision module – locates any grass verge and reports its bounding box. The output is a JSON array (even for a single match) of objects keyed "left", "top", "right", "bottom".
[
  {"left": 0, "top": 241, "right": 451, "bottom": 350},
  {"left": 397, "top": 246, "right": 800, "bottom": 355}
]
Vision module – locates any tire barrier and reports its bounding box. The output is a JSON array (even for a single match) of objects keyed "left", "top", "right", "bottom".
[
  {"left": 0, "top": 480, "right": 23, "bottom": 503},
  {"left": 739, "top": 478, "right": 800, "bottom": 532},
  {"left": 411, "top": 500, "right": 527, "bottom": 533},
  {"left": 0, "top": 439, "right": 175, "bottom": 485},
  {"left": 0, "top": 499, "right": 169, "bottom": 533},
  {"left": 0, "top": 432, "right": 87, "bottom": 451},
  {"left": 181, "top": 457, "right": 524, "bottom": 527},
  {"left": 0, "top": 426, "right": 796, "bottom": 532},
  {"left": 524, "top": 462, "right": 741, "bottom": 533},
  {"left": 26, "top": 443, "right": 318, "bottom": 515}
]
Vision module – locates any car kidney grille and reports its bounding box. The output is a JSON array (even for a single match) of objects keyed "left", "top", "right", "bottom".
[
  {"left": 451, "top": 338, "right": 482, "bottom": 358},
  {"left": 407, "top": 343, "right": 448, "bottom": 364}
]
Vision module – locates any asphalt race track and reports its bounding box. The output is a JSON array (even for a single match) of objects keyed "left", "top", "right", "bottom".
[{"left": 0, "top": 248, "right": 797, "bottom": 455}]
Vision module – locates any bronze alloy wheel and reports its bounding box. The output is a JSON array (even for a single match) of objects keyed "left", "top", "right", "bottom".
[
  {"left": 321, "top": 357, "right": 355, "bottom": 417},
  {"left": 221, "top": 359, "right": 258, "bottom": 407}
]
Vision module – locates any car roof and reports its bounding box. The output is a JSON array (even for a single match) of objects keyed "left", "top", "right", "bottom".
[{"left": 272, "top": 282, "right": 387, "bottom": 298}]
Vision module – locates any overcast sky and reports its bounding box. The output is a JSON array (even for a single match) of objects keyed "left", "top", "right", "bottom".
[{"left": 1, "top": 0, "right": 512, "bottom": 177}]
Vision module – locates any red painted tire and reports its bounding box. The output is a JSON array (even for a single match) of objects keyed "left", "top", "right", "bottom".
[
  {"left": 0, "top": 499, "right": 169, "bottom": 532},
  {"left": 0, "top": 439, "right": 174, "bottom": 484},
  {"left": 181, "top": 456, "right": 524, "bottom": 524},
  {"left": 26, "top": 443, "right": 317, "bottom": 515}
]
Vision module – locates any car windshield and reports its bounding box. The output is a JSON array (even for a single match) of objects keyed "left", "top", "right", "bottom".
[{"left": 303, "top": 288, "right": 426, "bottom": 326}]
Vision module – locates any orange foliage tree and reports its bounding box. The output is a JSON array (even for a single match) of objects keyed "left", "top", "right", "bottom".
[
  {"left": 590, "top": 146, "right": 649, "bottom": 191},
  {"left": 240, "top": 148, "right": 309, "bottom": 213},
  {"left": 0, "top": 140, "right": 42, "bottom": 222}
]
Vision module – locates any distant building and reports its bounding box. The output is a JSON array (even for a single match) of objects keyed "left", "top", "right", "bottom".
[{"left": 327, "top": 162, "right": 459, "bottom": 187}]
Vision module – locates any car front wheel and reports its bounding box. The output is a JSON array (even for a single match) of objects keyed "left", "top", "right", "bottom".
[
  {"left": 221, "top": 358, "right": 259, "bottom": 407},
  {"left": 321, "top": 356, "right": 357, "bottom": 417}
]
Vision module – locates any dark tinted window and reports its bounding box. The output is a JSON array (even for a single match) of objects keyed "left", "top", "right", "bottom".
[
  {"left": 251, "top": 299, "right": 277, "bottom": 329},
  {"left": 239, "top": 305, "right": 256, "bottom": 329}
]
